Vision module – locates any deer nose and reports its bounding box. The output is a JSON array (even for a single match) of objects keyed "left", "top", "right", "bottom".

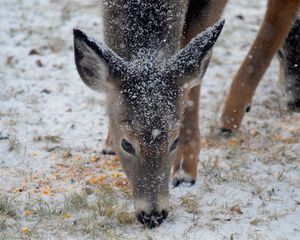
[{"left": 136, "top": 210, "right": 168, "bottom": 228}]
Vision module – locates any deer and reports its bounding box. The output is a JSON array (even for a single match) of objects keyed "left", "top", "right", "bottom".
[
  {"left": 74, "top": 0, "right": 225, "bottom": 228},
  {"left": 73, "top": 0, "right": 300, "bottom": 228},
  {"left": 220, "top": 0, "right": 300, "bottom": 134}
]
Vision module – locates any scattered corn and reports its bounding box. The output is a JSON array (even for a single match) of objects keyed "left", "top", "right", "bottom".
[
  {"left": 90, "top": 156, "right": 99, "bottom": 162},
  {"left": 25, "top": 209, "right": 32, "bottom": 217},
  {"left": 31, "top": 152, "right": 38, "bottom": 157},
  {"left": 112, "top": 172, "right": 121, "bottom": 178},
  {"left": 274, "top": 134, "right": 282, "bottom": 142},
  {"left": 63, "top": 213, "right": 72, "bottom": 219},
  {"left": 21, "top": 226, "right": 30, "bottom": 234},
  {"left": 88, "top": 176, "right": 98, "bottom": 185},
  {"left": 228, "top": 138, "right": 239, "bottom": 147}
]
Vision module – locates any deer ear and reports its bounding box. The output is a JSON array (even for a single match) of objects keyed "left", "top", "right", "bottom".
[
  {"left": 73, "top": 29, "right": 127, "bottom": 92},
  {"left": 166, "top": 20, "right": 225, "bottom": 88}
]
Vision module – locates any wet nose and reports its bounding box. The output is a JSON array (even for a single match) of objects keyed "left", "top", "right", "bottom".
[{"left": 137, "top": 210, "right": 168, "bottom": 228}]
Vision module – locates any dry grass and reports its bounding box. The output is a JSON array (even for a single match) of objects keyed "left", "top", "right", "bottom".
[
  {"left": 180, "top": 194, "right": 201, "bottom": 215},
  {"left": 0, "top": 189, "right": 136, "bottom": 239},
  {"left": 7, "top": 134, "right": 20, "bottom": 152},
  {"left": 33, "top": 135, "right": 62, "bottom": 143},
  {"left": 0, "top": 193, "right": 17, "bottom": 217}
]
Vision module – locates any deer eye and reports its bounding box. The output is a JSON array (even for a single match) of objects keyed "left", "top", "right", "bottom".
[
  {"left": 122, "top": 139, "right": 135, "bottom": 155},
  {"left": 170, "top": 138, "right": 179, "bottom": 152}
]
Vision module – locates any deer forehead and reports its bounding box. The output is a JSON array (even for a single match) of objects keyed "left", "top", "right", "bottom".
[
  {"left": 119, "top": 95, "right": 180, "bottom": 143},
  {"left": 116, "top": 73, "right": 181, "bottom": 144}
]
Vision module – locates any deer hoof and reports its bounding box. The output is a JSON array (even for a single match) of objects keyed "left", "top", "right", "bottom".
[
  {"left": 137, "top": 210, "right": 168, "bottom": 228},
  {"left": 219, "top": 128, "right": 233, "bottom": 137},
  {"left": 287, "top": 100, "right": 300, "bottom": 112},
  {"left": 172, "top": 170, "right": 195, "bottom": 188}
]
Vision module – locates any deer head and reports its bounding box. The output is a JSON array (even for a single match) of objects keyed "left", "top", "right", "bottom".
[{"left": 73, "top": 20, "right": 224, "bottom": 228}]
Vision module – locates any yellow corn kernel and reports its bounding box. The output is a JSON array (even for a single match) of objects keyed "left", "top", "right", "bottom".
[
  {"left": 25, "top": 209, "right": 32, "bottom": 217},
  {"left": 21, "top": 227, "right": 30, "bottom": 234}
]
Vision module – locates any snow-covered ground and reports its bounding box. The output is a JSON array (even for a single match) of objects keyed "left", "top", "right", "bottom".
[{"left": 0, "top": 0, "right": 299, "bottom": 239}]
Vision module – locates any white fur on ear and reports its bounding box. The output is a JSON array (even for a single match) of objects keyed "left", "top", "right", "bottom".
[
  {"left": 74, "top": 38, "right": 109, "bottom": 92},
  {"left": 73, "top": 28, "right": 128, "bottom": 92}
]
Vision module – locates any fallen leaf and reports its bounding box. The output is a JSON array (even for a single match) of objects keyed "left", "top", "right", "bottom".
[
  {"left": 282, "top": 138, "right": 297, "bottom": 144},
  {"left": 90, "top": 156, "right": 99, "bottom": 162},
  {"left": 98, "top": 175, "right": 107, "bottom": 183},
  {"left": 274, "top": 134, "right": 282, "bottom": 142},
  {"left": 230, "top": 205, "right": 243, "bottom": 214},
  {"left": 29, "top": 49, "right": 41, "bottom": 55},
  {"left": 36, "top": 59, "right": 43, "bottom": 67},
  {"left": 42, "top": 186, "right": 51, "bottom": 195},
  {"left": 61, "top": 150, "right": 72, "bottom": 160},
  {"left": 250, "top": 218, "right": 261, "bottom": 225},
  {"left": 228, "top": 138, "right": 239, "bottom": 147},
  {"left": 75, "top": 154, "right": 83, "bottom": 162},
  {"left": 86, "top": 176, "right": 97, "bottom": 185}
]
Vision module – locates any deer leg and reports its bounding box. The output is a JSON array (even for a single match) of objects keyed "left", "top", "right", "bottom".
[
  {"left": 172, "top": 85, "right": 201, "bottom": 187},
  {"left": 278, "top": 14, "right": 300, "bottom": 111},
  {"left": 172, "top": 0, "right": 227, "bottom": 187},
  {"left": 221, "top": 0, "right": 300, "bottom": 134},
  {"left": 102, "top": 125, "right": 115, "bottom": 155},
  {"left": 180, "top": 0, "right": 228, "bottom": 47}
]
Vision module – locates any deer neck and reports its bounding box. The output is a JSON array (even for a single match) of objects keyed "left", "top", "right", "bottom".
[{"left": 103, "top": 0, "right": 188, "bottom": 61}]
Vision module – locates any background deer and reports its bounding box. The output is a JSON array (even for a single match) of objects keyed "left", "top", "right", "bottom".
[
  {"left": 220, "top": 0, "right": 300, "bottom": 134},
  {"left": 74, "top": 0, "right": 224, "bottom": 228}
]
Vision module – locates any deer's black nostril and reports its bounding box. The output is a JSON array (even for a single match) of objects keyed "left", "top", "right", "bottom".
[
  {"left": 137, "top": 211, "right": 146, "bottom": 225},
  {"left": 162, "top": 210, "right": 168, "bottom": 220},
  {"left": 137, "top": 210, "right": 168, "bottom": 228}
]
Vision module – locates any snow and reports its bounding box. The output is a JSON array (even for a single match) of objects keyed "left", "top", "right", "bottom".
[
  {"left": 152, "top": 129, "right": 161, "bottom": 139},
  {"left": 0, "top": 0, "right": 300, "bottom": 239}
]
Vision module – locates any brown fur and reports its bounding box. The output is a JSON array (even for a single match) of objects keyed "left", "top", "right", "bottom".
[
  {"left": 103, "top": 0, "right": 228, "bottom": 182},
  {"left": 75, "top": 0, "right": 225, "bottom": 227},
  {"left": 75, "top": 0, "right": 300, "bottom": 228},
  {"left": 103, "top": 0, "right": 300, "bottom": 181},
  {"left": 103, "top": 0, "right": 228, "bottom": 181},
  {"left": 221, "top": 0, "right": 300, "bottom": 132},
  {"left": 173, "top": 0, "right": 227, "bottom": 181},
  {"left": 173, "top": 0, "right": 300, "bottom": 180}
]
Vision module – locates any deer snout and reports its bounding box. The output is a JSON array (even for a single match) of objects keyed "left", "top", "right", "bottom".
[
  {"left": 136, "top": 209, "right": 168, "bottom": 228},
  {"left": 134, "top": 197, "right": 169, "bottom": 228}
]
